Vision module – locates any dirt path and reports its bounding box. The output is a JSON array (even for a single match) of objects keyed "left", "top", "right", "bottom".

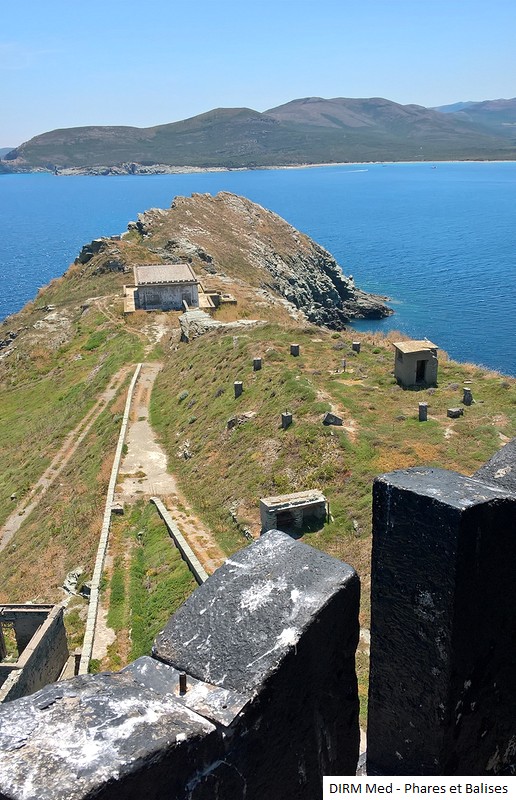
[
  {"left": 0, "top": 366, "right": 131, "bottom": 553},
  {"left": 316, "top": 387, "right": 359, "bottom": 442},
  {"left": 115, "top": 362, "right": 226, "bottom": 574}
]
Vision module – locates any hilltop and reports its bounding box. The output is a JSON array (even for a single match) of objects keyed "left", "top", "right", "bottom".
[
  {"left": 0, "top": 192, "right": 514, "bottom": 692},
  {"left": 3, "top": 96, "right": 516, "bottom": 172}
]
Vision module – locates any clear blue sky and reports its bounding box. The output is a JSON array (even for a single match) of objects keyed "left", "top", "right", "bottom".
[{"left": 2, "top": 0, "right": 515, "bottom": 146}]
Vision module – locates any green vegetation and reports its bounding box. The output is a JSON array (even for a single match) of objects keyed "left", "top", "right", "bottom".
[
  {"left": 151, "top": 323, "right": 516, "bottom": 624},
  {"left": 103, "top": 503, "right": 197, "bottom": 670}
]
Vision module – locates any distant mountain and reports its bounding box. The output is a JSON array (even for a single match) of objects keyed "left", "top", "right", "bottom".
[
  {"left": 433, "top": 102, "right": 477, "bottom": 114},
  {"left": 3, "top": 97, "right": 516, "bottom": 172},
  {"left": 434, "top": 98, "right": 516, "bottom": 138},
  {"left": 0, "top": 148, "right": 14, "bottom": 158}
]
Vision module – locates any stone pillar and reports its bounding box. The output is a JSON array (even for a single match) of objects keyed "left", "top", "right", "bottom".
[
  {"left": 253, "top": 357, "right": 262, "bottom": 371},
  {"left": 290, "top": 343, "right": 300, "bottom": 357},
  {"left": 463, "top": 386, "right": 473, "bottom": 406},
  {"left": 234, "top": 381, "right": 243, "bottom": 398},
  {"left": 367, "top": 467, "right": 516, "bottom": 776},
  {"left": 418, "top": 402, "right": 428, "bottom": 421},
  {"left": 352, "top": 341, "right": 361, "bottom": 353},
  {"left": 281, "top": 412, "right": 293, "bottom": 429}
]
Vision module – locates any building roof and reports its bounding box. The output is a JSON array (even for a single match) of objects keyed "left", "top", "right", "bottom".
[
  {"left": 393, "top": 339, "right": 438, "bottom": 354},
  {"left": 260, "top": 490, "right": 327, "bottom": 511},
  {"left": 134, "top": 263, "right": 198, "bottom": 286}
]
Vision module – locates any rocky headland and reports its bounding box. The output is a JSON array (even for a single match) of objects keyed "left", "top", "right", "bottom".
[{"left": 120, "top": 191, "right": 392, "bottom": 327}]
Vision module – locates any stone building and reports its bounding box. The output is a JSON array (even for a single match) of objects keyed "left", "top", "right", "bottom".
[
  {"left": 133, "top": 264, "right": 199, "bottom": 311},
  {"left": 0, "top": 604, "right": 69, "bottom": 703},
  {"left": 259, "top": 490, "right": 328, "bottom": 533},
  {"left": 393, "top": 339, "right": 438, "bottom": 387}
]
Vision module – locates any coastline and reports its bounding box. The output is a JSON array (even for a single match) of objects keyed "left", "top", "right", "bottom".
[{"left": 2, "top": 159, "right": 516, "bottom": 177}]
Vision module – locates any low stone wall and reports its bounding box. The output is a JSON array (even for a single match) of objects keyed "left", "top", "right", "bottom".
[
  {"left": 79, "top": 363, "right": 142, "bottom": 675},
  {"left": 150, "top": 497, "right": 208, "bottom": 584}
]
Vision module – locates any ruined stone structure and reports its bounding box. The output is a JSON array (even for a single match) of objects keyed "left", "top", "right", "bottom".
[
  {"left": 0, "top": 443, "right": 514, "bottom": 796},
  {"left": 0, "top": 604, "right": 68, "bottom": 703},
  {"left": 259, "top": 490, "right": 328, "bottom": 533},
  {"left": 133, "top": 264, "right": 199, "bottom": 311},
  {"left": 393, "top": 339, "right": 438, "bottom": 387}
]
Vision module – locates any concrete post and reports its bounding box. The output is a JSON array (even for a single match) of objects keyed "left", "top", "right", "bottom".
[
  {"left": 290, "top": 343, "right": 300, "bottom": 357},
  {"left": 253, "top": 358, "right": 262, "bottom": 371},
  {"left": 367, "top": 467, "right": 516, "bottom": 776},
  {"left": 351, "top": 341, "right": 361, "bottom": 353},
  {"left": 418, "top": 402, "right": 428, "bottom": 421},
  {"left": 234, "top": 381, "right": 243, "bottom": 399},
  {"left": 463, "top": 386, "right": 473, "bottom": 406},
  {"left": 341, "top": 359, "right": 346, "bottom": 371},
  {"left": 281, "top": 412, "right": 293, "bottom": 429}
]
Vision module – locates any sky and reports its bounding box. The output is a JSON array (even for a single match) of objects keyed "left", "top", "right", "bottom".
[{"left": 1, "top": 0, "right": 515, "bottom": 146}]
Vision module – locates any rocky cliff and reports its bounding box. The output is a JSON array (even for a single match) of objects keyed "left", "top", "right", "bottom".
[{"left": 125, "top": 192, "right": 391, "bottom": 327}]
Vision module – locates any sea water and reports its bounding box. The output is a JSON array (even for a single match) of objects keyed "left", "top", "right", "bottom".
[{"left": 0, "top": 162, "right": 514, "bottom": 375}]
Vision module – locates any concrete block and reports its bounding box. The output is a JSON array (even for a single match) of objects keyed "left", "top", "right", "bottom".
[
  {"left": 253, "top": 357, "right": 262, "bottom": 371},
  {"left": 290, "top": 343, "right": 300, "bottom": 357},
  {"left": 418, "top": 402, "right": 428, "bottom": 421},
  {"left": 234, "top": 381, "right": 243, "bottom": 398},
  {"left": 447, "top": 407, "right": 464, "bottom": 418},
  {"left": 352, "top": 341, "right": 361, "bottom": 353},
  {"left": 281, "top": 411, "right": 292, "bottom": 429}
]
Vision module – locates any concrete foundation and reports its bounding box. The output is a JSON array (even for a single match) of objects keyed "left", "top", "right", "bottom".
[{"left": 259, "top": 490, "right": 328, "bottom": 533}]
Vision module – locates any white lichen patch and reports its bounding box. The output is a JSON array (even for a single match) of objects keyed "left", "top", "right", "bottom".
[{"left": 240, "top": 577, "right": 287, "bottom": 613}]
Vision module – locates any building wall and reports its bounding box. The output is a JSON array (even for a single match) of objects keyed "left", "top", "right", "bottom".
[
  {"left": 394, "top": 350, "right": 438, "bottom": 386},
  {"left": 0, "top": 606, "right": 69, "bottom": 703},
  {"left": 136, "top": 283, "right": 199, "bottom": 311}
]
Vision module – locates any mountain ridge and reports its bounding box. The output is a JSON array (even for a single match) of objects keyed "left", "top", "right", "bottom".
[{"left": 3, "top": 96, "right": 516, "bottom": 172}]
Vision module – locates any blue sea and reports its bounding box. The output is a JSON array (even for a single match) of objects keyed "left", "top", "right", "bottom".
[{"left": 0, "top": 162, "right": 515, "bottom": 375}]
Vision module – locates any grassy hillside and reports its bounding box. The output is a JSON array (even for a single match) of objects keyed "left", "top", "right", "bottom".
[
  {"left": 150, "top": 323, "right": 516, "bottom": 624},
  {"left": 0, "top": 192, "right": 514, "bottom": 680}
]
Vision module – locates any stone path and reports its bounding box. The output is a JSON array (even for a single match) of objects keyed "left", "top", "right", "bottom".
[{"left": 114, "top": 361, "right": 226, "bottom": 575}]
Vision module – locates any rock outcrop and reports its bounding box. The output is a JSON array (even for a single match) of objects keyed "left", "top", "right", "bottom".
[{"left": 126, "top": 192, "right": 392, "bottom": 328}]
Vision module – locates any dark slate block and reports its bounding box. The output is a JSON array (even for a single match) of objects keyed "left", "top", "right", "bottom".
[
  {"left": 0, "top": 672, "right": 217, "bottom": 800},
  {"left": 154, "top": 529, "right": 361, "bottom": 793},
  {"left": 367, "top": 467, "right": 516, "bottom": 776},
  {"left": 474, "top": 437, "right": 516, "bottom": 494},
  {"left": 154, "top": 529, "right": 357, "bottom": 693},
  {"left": 122, "top": 656, "right": 249, "bottom": 727}
]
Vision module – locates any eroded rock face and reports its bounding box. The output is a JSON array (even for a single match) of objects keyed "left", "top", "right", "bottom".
[{"left": 128, "top": 192, "right": 392, "bottom": 328}]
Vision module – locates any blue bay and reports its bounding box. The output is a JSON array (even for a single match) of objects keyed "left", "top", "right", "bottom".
[{"left": 0, "top": 162, "right": 515, "bottom": 375}]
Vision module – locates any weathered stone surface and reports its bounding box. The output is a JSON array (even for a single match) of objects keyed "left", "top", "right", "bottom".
[
  {"left": 0, "top": 672, "right": 217, "bottom": 800},
  {"left": 179, "top": 310, "right": 263, "bottom": 342},
  {"left": 154, "top": 530, "right": 361, "bottom": 790},
  {"left": 368, "top": 467, "right": 516, "bottom": 776},
  {"left": 474, "top": 437, "right": 516, "bottom": 494},
  {"left": 122, "top": 657, "right": 249, "bottom": 728},
  {"left": 447, "top": 406, "right": 464, "bottom": 418},
  {"left": 323, "top": 411, "right": 343, "bottom": 426}
]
